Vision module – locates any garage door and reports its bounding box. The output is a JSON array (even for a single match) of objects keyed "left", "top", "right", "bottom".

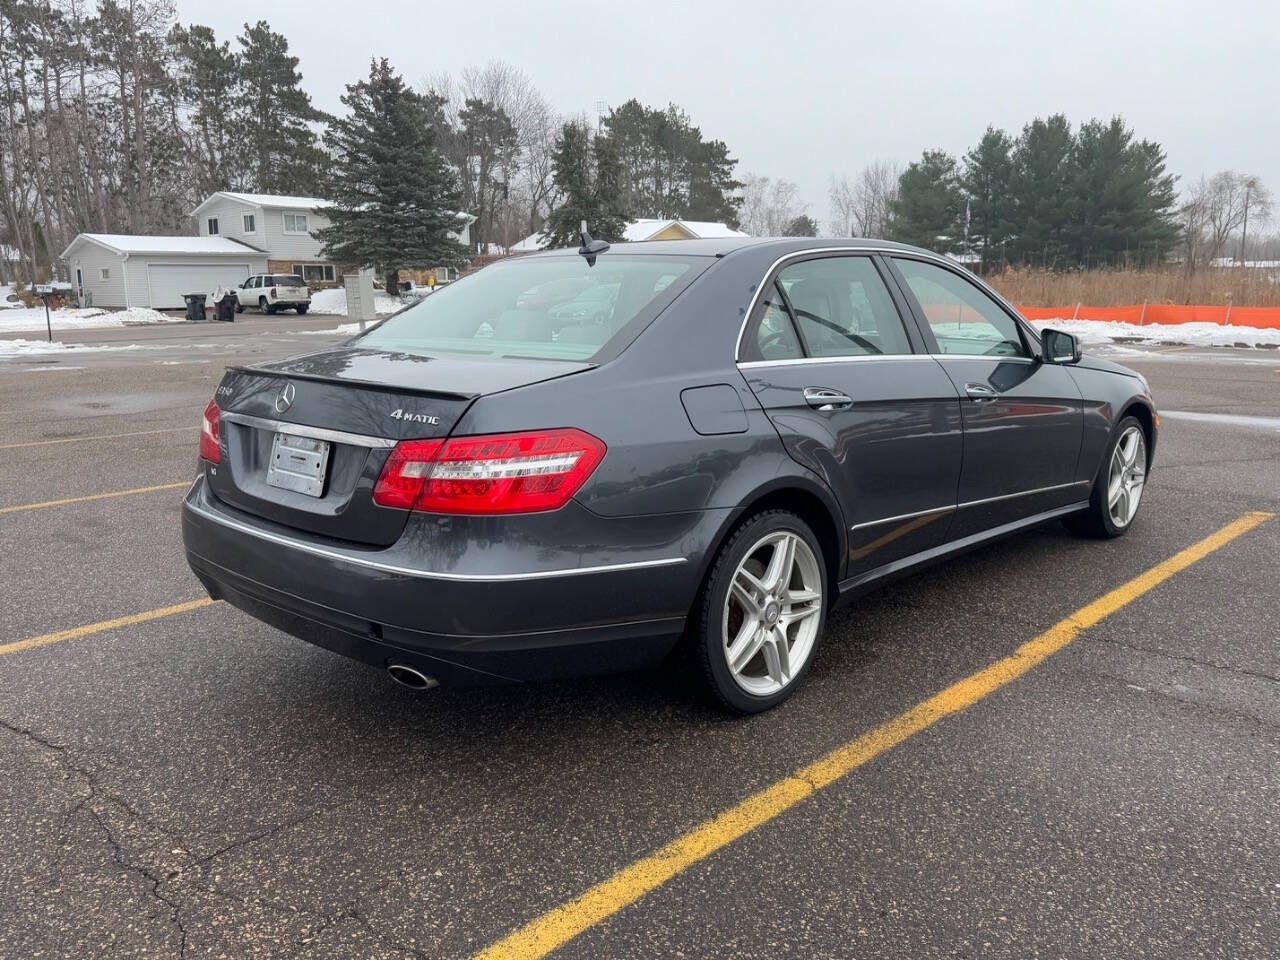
[{"left": 146, "top": 263, "right": 254, "bottom": 309}]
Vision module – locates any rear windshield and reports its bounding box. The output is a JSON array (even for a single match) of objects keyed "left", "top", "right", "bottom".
[
  {"left": 272, "top": 275, "right": 305, "bottom": 287},
  {"left": 353, "top": 255, "right": 704, "bottom": 361}
]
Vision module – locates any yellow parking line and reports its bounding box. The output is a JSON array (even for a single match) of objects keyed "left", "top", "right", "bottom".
[
  {"left": 475, "top": 510, "right": 1275, "bottom": 960},
  {"left": 0, "top": 598, "right": 216, "bottom": 657},
  {"left": 0, "top": 481, "right": 190, "bottom": 514},
  {"left": 0, "top": 426, "right": 193, "bottom": 450}
]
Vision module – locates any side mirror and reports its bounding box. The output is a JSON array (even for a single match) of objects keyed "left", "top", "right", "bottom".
[{"left": 1041, "top": 328, "right": 1081, "bottom": 364}]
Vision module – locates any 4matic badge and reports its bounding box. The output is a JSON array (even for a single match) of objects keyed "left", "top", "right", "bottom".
[{"left": 390, "top": 408, "right": 440, "bottom": 425}]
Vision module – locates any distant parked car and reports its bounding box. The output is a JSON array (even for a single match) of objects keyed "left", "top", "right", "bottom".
[{"left": 235, "top": 274, "right": 311, "bottom": 314}]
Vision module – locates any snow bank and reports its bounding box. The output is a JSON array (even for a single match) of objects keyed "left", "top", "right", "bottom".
[
  {"left": 0, "top": 304, "right": 178, "bottom": 333},
  {"left": 309, "top": 288, "right": 405, "bottom": 317},
  {"left": 1030, "top": 318, "right": 1280, "bottom": 349}
]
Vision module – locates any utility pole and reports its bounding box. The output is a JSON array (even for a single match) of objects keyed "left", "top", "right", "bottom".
[{"left": 1239, "top": 179, "right": 1252, "bottom": 266}]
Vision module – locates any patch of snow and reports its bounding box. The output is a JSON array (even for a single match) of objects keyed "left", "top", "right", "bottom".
[
  {"left": 0, "top": 338, "right": 164, "bottom": 359},
  {"left": 309, "top": 288, "right": 403, "bottom": 317},
  {"left": 0, "top": 304, "right": 178, "bottom": 333},
  {"left": 1029, "top": 318, "right": 1280, "bottom": 349},
  {"left": 20, "top": 364, "right": 86, "bottom": 372}
]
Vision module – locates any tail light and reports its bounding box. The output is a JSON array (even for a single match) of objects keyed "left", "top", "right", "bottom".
[
  {"left": 373, "top": 428, "right": 605, "bottom": 514},
  {"left": 200, "top": 399, "right": 221, "bottom": 463},
  {"left": 269, "top": 287, "right": 277, "bottom": 300}
]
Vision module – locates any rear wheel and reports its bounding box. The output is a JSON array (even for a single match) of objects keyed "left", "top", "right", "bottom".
[
  {"left": 296, "top": 305, "right": 308, "bottom": 314},
  {"left": 689, "top": 510, "right": 828, "bottom": 713},
  {"left": 1065, "top": 415, "right": 1148, "bottom": 538}
]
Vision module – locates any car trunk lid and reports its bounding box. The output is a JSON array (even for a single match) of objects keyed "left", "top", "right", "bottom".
[{"left": 206, "top": 347, "right": 593, "bottom": 545}]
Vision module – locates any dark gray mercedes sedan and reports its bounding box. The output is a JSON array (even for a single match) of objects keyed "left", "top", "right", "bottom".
[{"left": 182, "top": 237, "right": 1157, "bottom": 712}]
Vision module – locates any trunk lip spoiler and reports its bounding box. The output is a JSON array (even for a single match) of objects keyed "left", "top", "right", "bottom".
[
  {"left": 219, "top": 411, "right": 398, "bottom": 449},
  {"left": 224, "top": 365, "right": 479, "bottom": 402}
]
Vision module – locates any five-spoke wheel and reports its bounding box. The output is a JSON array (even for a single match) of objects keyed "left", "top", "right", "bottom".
[
  {"left": 690, "top": 510, "right": 828, "bottom": 712},
  {"left": 1066, "top": 415, "right": 1150, "bottom": 538}
]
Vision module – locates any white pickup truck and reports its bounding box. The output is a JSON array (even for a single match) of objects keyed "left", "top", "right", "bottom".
[{"left": 234, "top": 274, "right": 311, "bottom": 314}]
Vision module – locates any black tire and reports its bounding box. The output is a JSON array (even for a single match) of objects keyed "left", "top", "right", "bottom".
[
  {"left": 688, "top": 509, "right": 829, "bottom": 714},
  {"left": 1064, "top": 415, "right": 1148, "bottom": 539},
  {"left": 296, "top": 305, "right": 308, "bottom": 314},
  {"left": 258, "top": 297, "right": 269, "bottom": 314},
  {"left": 234, "top": 301, "right": 244, "bottom": 314}
]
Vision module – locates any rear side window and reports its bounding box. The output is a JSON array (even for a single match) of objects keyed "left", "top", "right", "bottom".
[
  {"left": 354, "top": 255, "right": 704, "bottom": 361},
  {"left": 741, "top": 255, "right": 914, "bottom": 361},
  {"left": 892, "top": 258, "right": 1029, "bottom": 358}
]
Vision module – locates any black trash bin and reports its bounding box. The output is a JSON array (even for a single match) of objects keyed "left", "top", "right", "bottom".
[
  {"left": 182, "top": 293, "right": 207, "bottom": 322},
  {"left": 215, "top": 292, "right": 237, "bottom": 322}
]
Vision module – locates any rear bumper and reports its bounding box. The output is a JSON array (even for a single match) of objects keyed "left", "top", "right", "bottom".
[{"left": 181, "top": 477, "right": 723, "bottom": 684}]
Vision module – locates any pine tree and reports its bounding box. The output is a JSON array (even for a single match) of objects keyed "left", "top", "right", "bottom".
[
  {"left": 541, "top": 120, "right": 628, "bottom": 248},
  {"left": 458, "top": 97, "right": 519, "bottom": 252},
  {"left": 171, "top": 23, "right": 247, "bottom": 197},
  {"left": 1008, "top": 114, "right": 1075, "bottom": 266},
  {"left": 237, "top": 21, "right": 327, "bottom": 194},
  {"left": 961, "top": 127, "right": 1014, "bottom": 271},
  {"left": 889, "top": 150, "right": 963, "bottom": 251},
  {"left": 783, "top": 214, "right": 818, "bottom": 237},
  {"left": 315, "top": 59, "right": 469, "bottom": 290}
]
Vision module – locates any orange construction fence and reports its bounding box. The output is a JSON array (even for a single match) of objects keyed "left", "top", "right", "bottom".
[{"left": 1016, "top": 304, "right": 1280, "bottom": 330}]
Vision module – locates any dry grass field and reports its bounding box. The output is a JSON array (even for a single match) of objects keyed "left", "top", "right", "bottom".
[{"left": 988, "top": 267, "right": 1280, "bottom": 308}]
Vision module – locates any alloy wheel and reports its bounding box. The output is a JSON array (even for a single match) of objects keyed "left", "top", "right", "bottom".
[
  {"left": 1107, "top": 425, "right": 1147, "bottom": 528},
  {"left": 722, "top": 531, "right": 823, "bottom": 696}
]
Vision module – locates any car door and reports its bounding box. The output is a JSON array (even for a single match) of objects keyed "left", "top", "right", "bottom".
[
  {"left": 738, "top": 253, "right": 963, "bottom": 580},
  {"left": 886, "top": 256, "right": 1085, "bottom": 539},
  {"left": 237, "top": 277, "right": 256, "bottom": 307}
]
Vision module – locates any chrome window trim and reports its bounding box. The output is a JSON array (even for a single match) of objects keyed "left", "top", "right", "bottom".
[
  {"left": 732, "top": 245, "right": 1043, "bottom": 364},
  {"left": 738, "top": 354, "right": 937, "bottom": 369},
  {"left": 931, "top": 354, "right": 1037, "bottom": 364},
  {"left": 220, "top": 411, "right": 398, "bottom": 449},
  {"left": 185, "top": 499, "right": 688, "bottom": 582},
  {"left": 849, "top": 480, "right": 1091, "bottom": 532}
]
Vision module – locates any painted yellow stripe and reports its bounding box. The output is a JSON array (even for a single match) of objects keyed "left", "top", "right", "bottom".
[
  {"left": 0, "top": 425, "right": 193, "bottom": 450},
  {"left": 0, "top": 598, "right": 216, "bottom": 657},
  {"left": 476, "top": 510, "right": 1274, "bottom": 960},
  {"left": 0, "top": 481, "right": 190, "bottom": 514}
]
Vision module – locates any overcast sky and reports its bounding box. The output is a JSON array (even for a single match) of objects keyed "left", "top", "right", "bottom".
[{"left": 178, "top": 0, "right": 1277, "bottom": 226}]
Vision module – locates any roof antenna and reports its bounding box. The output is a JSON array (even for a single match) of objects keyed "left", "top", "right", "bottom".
[{"left": 578, "top": 220, "right": 610, "bottom": 266}]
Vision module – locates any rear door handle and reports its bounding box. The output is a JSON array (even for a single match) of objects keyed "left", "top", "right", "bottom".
[
  {"left": 964, "top": 382, "right": 998, "bottom": 402},
  {"left": 804, "top": 387, "right": 853, "bottom": 411}
]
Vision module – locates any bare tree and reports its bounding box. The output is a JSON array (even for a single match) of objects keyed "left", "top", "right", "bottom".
[
  {"left": 1179, "top": 178, "right": 1209, "bottom": 273},
  {"left": 739, "top": 173, "right": 805, "bottom": 236}
]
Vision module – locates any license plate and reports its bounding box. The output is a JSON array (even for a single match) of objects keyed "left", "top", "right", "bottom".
[{"left": 265, "top": 432, "right": 330, "bottom": 497}]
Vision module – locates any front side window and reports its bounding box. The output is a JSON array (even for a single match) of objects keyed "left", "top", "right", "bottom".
[
  {"left": 207, "top": 217, "right": 218, "bottom": 235},
  {"left": 283, "top": 213, "right": 309, "bottom": 234},
  {"left": 355, "top": 255, "right": 704, "bottom": 361},
  {"left": 893, "top": 258, "right": 1029, "bottom": 358},
  {"left": 243, "top": 213, "right": 256, "bottom": 233}
]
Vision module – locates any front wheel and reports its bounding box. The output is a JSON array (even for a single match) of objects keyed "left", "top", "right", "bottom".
[
  {"left": 1065, "top": 415, "right": 1149, "bottom": 538},
  {"left": 234, "top": 301, "right": 244, "bottom": 314},
  {"left": 689, "top": 510, "right": 828, "bottom": 713}
]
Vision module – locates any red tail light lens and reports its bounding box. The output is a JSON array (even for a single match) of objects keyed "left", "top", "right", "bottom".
[
  {"left": 200, "top": 399, "right": 221, "bottom": 463},
  {"left": 373, "top": 429, "right": 606, "bottom": 514},
  {"left": 371, "top": 438, "right": 443, "bottom": 509}
]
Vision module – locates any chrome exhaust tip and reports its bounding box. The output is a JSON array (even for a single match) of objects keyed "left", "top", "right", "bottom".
[{"left": 387, "top": 664, "right": 439, "bottom": 691}]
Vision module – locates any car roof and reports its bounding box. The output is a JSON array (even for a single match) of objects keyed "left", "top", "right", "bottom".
[{"left": 519, "top": 236, "right": 934, "bottom": 260}]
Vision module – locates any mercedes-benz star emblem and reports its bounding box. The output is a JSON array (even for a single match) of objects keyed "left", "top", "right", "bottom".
[{"left": 274, "top": 382, "right": 296, "bottom": 414}]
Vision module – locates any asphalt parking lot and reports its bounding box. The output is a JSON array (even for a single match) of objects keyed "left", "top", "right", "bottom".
[{"left": 2, "top": 324, "right": 1277, "bottom": 959}]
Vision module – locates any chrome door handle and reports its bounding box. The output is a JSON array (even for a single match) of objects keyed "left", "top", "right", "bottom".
[
  {"left": 804, "top": 387, "right": 853, "bottom": 411},
  {"left": 964, "top": 382, "right": 998, "bottom": 401}
]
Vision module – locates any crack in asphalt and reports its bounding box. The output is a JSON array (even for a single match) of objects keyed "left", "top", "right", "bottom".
[
  {"left": 1080, "top": 632, "right": 1280, "bottom": 686},
  {"left": 0, "top": 717, "right": 190, "bottom": 956}
]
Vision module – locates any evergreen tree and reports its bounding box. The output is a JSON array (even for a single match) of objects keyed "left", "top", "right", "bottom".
[
  {"left": 237, "top": 21, "right": 327, "bottom": 194},
  {"left": 783, "top": 214, "right": 819, "bottom": 237},
  {"left": 171, "top": 23, "right": 247, "bottom": 197},
  {"left": 315, "top": 59, "right": 468, "bottom": 291},
  {"left": 1008, "top": 114, "right": 1075, "bottom": 266},
  {"left": 889, "top": 150, "right": 963, "bottom": 251},
  {"left": 961, "top": 127, "right": 1014, "bottom": 271},
  {"left": 541, "top": 119, "right": 628, "bottom": 248}
]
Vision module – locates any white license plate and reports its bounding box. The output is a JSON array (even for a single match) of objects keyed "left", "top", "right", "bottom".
[{"left": 265, "top": 432, "right": 330, "bottom": 497}]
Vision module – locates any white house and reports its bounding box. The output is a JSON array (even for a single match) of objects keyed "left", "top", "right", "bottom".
[
  {"left": 191, "top": 192, "right": 337, "bottom": 285},
  {"left": 59, "top": 234, "right": 268, "bottom": 309},
  {"left": 510, "top": 217, "right": 749, "bottom": 253}
]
